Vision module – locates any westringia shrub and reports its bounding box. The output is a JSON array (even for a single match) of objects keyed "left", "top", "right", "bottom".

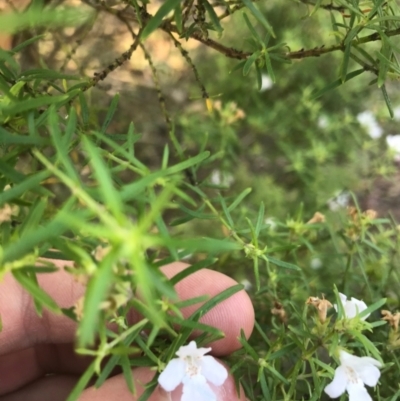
[{"left": 1, "top": 1, "right": 400, "bottom": 400}]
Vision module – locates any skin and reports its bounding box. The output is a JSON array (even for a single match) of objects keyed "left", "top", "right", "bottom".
[{"left": 0, "top": 261, "right": 255, "bottom": 401}]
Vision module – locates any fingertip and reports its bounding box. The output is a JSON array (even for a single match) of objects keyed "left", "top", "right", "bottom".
[{"left": 161, "top": 263, "right": 255, "bottom": 356}]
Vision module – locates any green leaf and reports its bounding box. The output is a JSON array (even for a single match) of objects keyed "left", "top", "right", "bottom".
[
  {"left": 2, "top": 215, "right": 68, "bottom": 263},
  {"left": 381, "top": 84, "right": 394, "bottom": 118},
  {"left": 358, "top": 297, "right": 387, "bottom": 319},
  {"left": 78, "top": 93, "right": 89, "bottom": 125},
  {"left": 243, "top": 51, "right": 260, "bottom": 76},
  {"left": 77, "top": 249, "right": 117, "bottom": 347},
  {"left": 259, "top": 371, "right": 272, "bottom": 401},
  {"left": 264, "top": 51, "right": 275, "bottom": 83},
  {"left": 101, "top": 93, "right": 119, "bottom": 133},
  {"left": 377, "top": 34, "right": 392, "bottom": 88},
  {"left": 121, "top": 355, "right": 135, "bottom": 393},
  {"left": 255, "top": 201, "right": 265, "bottom": 237},
  {"left": 218, "top": 194, "right": 234, "bottom": 227},
  {"left": 120, "top": 152, "right": 209, "bottom": 201},
  {"left": 0, "top": 170, "right": 51, "bottom": 206},
  {"left": 66, "top": 361, "right": 96, "bottom": 401},
  {"left": 164, "top": 237, "right": 241, "bottom": 253},
  {"left": 137, "top": 378, "right": 158, "bottom": 401},
  {"left": 18, "top": 68, "right": 80, "bottom": 81},
  {"left": 255, "top": 64, "right": 262, "bottom": 90},
  {"left": 169, "top": 257, "right": 217, "bottom": 285},
  {"left": 0, "top": 7, "right": 92, "bottom": 33},
  {"left": 340, "top": 41, "right": 352, "bottom": 83},
  {"left": 141, "top": 0, "right": 182, "bottom": 39},
  {"left": 82, "top": 136, "right": 124, "bottom": 222},
  {"left": 230, "top": 60, "right": 247, "bottom": 74},
  {"left": 202, "top": 0, "right": 223, "bottom": 34},
  {"left": 12, "top": 271, "right": 61, "bottom": 313},
  {"left": 243, "top": 13, "right": 263, "bottom": 45},
  {"left": 310, "top": 0, "right": 324, "bottom": 16},
  {"left": 174, "top": 4, "right": 183, "bottom": 33},
  {"left": 311, "top": 68, "right": 364, "bottom": 99},
  {"left": 228, "top": 187, "right": 252, "bottom": 211},
  {"left": 19, "top": 198, "right": 47, "bottom": 234},
  {"left": 189, "top": 284, "right": 244, "bottom": 322},
  {"left": 265, "top": 256, "right": 300, "bottom": 271},
  {"left": 264, "top": 363, "right": 289, "bottom": 384},
  {"left": 11, "top": 35, "right": 46, "bottom": 53},
  {"left": 0, "top": 129, "right": 48, "bottom": 145},
  {"left": 48, "top": 107, "right": 80, "bottom": 182},
  {"left": 241, "top": 0, "right": 275, "bottom": 37},
  {"left": 0, "top": 94, "right": 70, "bottom": 117}
]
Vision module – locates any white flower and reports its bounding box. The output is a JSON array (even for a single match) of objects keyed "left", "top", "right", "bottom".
[
  {"left": 158, "top": 341, "right": 228, "bottom": 401},
  {"left": 264, "top": 217, "right": 277, "bottom": 231},
  {"left": 318, "top": 115, "right": 329, "bottom": 129},
  {"left": 393, "top": 105, "right": 400, "bottom": 121},
  {"left": 357, "top": 111, "right": 382, "bottom": 139},
  {"left": 310, "top": 257, "right": 323, "bottom": 270},
  {"left": 260, "top": 74, "right": 273, "bottom": 92},
  {"left": 386, "top": 135, "right": 400, "bottom": 155},
  {"left": 334, "top": 293, "right": 369, "bottom": 320},
  {"left": 325, "top": 350, "right": 382, "bottom": 401},
  {"left": 327, "top": 191, "right": 350, "bottom": 212},
  {"left": 210, "top": 170, "right": 234, "bottom": 187}
]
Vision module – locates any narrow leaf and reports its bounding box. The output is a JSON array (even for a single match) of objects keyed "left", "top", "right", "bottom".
[
  {"left": 141, "top": 0, "right": 182, "bottom": 39},
  {"left": 241, "top": 0, "right": 275, "bottom": 38}
]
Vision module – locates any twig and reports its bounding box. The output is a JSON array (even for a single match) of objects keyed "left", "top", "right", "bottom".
[
  {"left": 168, "top": 31, "right": 209, "bottom": 100},
  {"left": 82, "top": 33, "right": 142, "bottom": 91}
]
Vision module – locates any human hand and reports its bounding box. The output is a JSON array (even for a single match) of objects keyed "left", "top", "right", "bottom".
[{"left": 0, "top": 261, "right": 254, "bottom": 401}]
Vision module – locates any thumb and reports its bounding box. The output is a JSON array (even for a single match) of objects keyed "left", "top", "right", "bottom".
[{"left": 79, "top": 366, "right": 247, "bottom": 401}]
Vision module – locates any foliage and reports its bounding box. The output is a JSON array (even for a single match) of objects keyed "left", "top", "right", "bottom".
[{"left": 1, "top": 0, "right": 400, "bottom": 400}]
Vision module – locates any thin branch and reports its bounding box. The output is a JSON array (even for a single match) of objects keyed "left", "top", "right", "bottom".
[
  {"left": 81, "top": 1, "right": 400, "bottom": 67},
  {"left": 297, "top": 0, "right": 346, "bottom": 13},
  {"left": 167, "top": 31, "right": 209, "bottom": 100},
  {"left": 82, "top": 33, "right": 142, "bottom": 91}
]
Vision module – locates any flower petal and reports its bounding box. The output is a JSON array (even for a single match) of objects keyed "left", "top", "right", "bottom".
[
  {"left": 350, "top": 297, "right": 369, "bottom": 319},
  {"left": 201, "top": 355, "right": 228, "bottom": 386},
  {"left": 158, "top": 358, "right": 186, "bottom": 392},
  {"left": 176, "top": 341, "right": 212, "bottom": 359},
  {"left": 324, "top": 366, "right": 348, "bottom": 399},
  {"left": 357, "top": 364, "right": 381, "bottom": 387},
  {"left": 182, "top": 374, "right": 216, "bottom": 401},
  {"left": 344, "top": 301, "right": 358, "bottom": 319},
  {"left": 347, "top": 382, "right": 373, "bottom": 401}
]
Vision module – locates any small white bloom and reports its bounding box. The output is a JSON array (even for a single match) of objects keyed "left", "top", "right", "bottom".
[
  {"left": 240, "top": 278, "right": 252, "bottom": 291},
  {"left": 334, "top": 293, "right": 369, "bottom": 320},
  {"left": 318, "top": 115, "right": 329, "bottom": 129},
  {"left": 393, "top": 105, "right": 400, "bottom": 121},
  {"left": 357, "top": 111, "right": 383, "bottom": 139},
  {"left": 310, "top": 257, "right": 323, "bottom": 270},
  {"left": 210, "top": 170, "right": 234, "bottom": 187},
  {"left": 386, "top": 135, "right": 400, "bottom": 155},
  {"left": 325, "top": 350, "right": 382, "bottom": 401},
  {"left": 260, "top": 74, "right": 273, "bottom": 92},
  {"left": 158, "top": 341, "right": 228, "bottom": 401},
  {"left": 327, "top": 191, "right": 350, "bottom": 212},
  {"left": 264, "top": 217, "right": 277, "bottom": 231}
]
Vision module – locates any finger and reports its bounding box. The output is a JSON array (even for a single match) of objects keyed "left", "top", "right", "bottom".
[
  {"left": 0, "top": 261, "right": 254, "bottom": 356},
  {"left": 0, "top": 375, "right": 78, "bottom": 401},
  {"left": 0, "top": 262, "right": 254, "bottom": 394},
  {"left": 0, "top": 366, "right": 247, "bottom": 401},
  {"left": 0, "top": 344, "right": 91, "bottom": 395},
  {"left": 161, "top": 263, "right": 254, "bottom": 356}
]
